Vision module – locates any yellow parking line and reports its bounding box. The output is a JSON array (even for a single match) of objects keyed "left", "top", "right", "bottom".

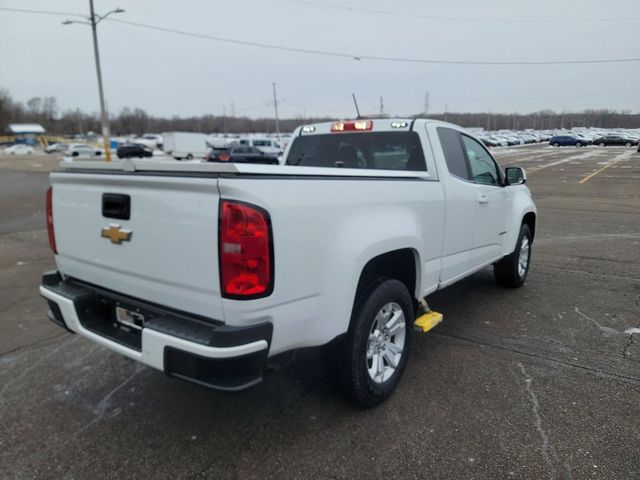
[{"left": 578, "top": 159, "right": 625, "bottom": 184}]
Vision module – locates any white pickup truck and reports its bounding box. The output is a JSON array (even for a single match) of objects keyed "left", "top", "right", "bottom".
[{"left": 40, "top": 119, "right": 536, "bottom": 406}]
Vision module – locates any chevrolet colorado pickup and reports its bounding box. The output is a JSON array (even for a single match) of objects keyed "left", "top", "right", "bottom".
[{"left": 40, "top": 119, "right": 536, "bottom": 406}]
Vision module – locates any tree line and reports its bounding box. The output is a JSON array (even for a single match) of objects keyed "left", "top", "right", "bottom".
[{"left": 1, "top": 88, "right": 638, "bottom": 136}]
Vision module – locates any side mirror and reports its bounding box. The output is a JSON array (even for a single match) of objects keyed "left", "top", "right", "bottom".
[{"left": 505, "top": 167, "right": 526, "bottom": 185}]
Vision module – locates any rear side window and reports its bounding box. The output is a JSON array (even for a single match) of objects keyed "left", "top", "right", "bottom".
[
  {"left": 286, "top": 131, "right": 427, "bottom": 171},
  {"left": 437, "top": 127, "right": 469, "bottom": 180}
]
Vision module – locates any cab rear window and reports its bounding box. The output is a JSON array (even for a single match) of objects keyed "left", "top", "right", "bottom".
[{"left": 286, "top": 131, "right": 427, "bottom": 171}]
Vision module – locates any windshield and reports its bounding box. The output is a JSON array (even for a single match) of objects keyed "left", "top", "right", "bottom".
[{"left": 285, "top": 131, "right": 426, "bottom": 171}]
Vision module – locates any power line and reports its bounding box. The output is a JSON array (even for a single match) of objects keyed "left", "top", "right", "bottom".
[
  {"left": 0, "top": 6, "right": 85, "bottom": 18},
  {"left": 106, "top": 18, "right": 640, "bottom": 66},
  {"left": 3, "top": 6, "right": 640, "bottom": 65},
  {"left": 276, "top": 0, "right": 640, "bottom": 23}
]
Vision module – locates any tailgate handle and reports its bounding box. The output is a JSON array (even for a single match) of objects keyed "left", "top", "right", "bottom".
[{"left": 102, "top": 193, "right": 131, "bottom": 220}]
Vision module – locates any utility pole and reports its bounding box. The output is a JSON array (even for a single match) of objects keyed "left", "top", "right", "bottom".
[
  {"left": 486, "top": 108, "right": 491, "bottom": 130},
  {"left": 63, "top": 2, "right": 124, "bottom": 161},
  {"left": 424, "top": 92, "right": 429, "bottom": 117},
  {"left": 272, "top": 82, "right": 280, "bottom": 140},
  {"left": 379, "top": 96, "right": 384, "bottom": 116},
  {"left": 444, "top": 103, "right": 448, "bottom": 122},
  {"left": 89, "top": 0, "right": 110, "bottom": 160},
  {"left": 223, "top": 107, "right": 228, "bottom": 134}
]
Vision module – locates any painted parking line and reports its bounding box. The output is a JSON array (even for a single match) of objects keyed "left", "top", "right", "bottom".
[
  {"left": 497, "top": 149, "right": 583, "bottom": 166},
  {"left": 578, "top": 150, "right": 634, "bottom": 184},
  {"left": 526, "top": 149, "right": 607, "bottom": 174}
]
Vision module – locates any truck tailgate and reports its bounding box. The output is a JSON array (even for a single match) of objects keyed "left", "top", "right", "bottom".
[{"left": 50, "top": 172, "right": 224, "bottom": 321}]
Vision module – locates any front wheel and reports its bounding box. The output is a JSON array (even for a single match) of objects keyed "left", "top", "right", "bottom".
[
  {"left": 625, "top": 142, "right": 632, "bottom": 147},
  {"left": 331, "top": 279, "right": 413, "bottom": 407},
  {"left": 553, "top": 143, "right": 559, "bottom": 147},
  {"left": 494, "top": 224, "right": 532, "bottom": 288}
]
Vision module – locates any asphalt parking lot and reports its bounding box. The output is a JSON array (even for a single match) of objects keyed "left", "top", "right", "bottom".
[{"left": 1, "top": 145, "right": 639, "bottom": 479}]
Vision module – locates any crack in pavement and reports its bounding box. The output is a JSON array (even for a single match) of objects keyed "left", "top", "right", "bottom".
[
  {"left": 517, "top": 362, "right": 558, "bottom": 480},
  {"left": 0, "top": 335, "right": 79, "bottom": 408},
  {"left": 573, "top": 307, "right": 621, "bottom": 337},
  {"left": 32, "top": 364, "right": 146, "bottom": 478},
  {"left": 187, "top": 374, "right": 326, "bottom": 479},
  {"left": 534, "top": 263, "right": 640, "bottom": 282},
  {"left": 574, "top": 307, "right": 640, "bottom": 359},
  {"left": 432, "top": 331, "right": 640, "bottom": 385},
  {"left": 0, "top": 331, "right": 68, "bottom": 359},
  {"left": 623, "top": 327, "right": 640, "bottom": 359}
]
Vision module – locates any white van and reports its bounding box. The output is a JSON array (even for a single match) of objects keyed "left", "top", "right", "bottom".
[{"left": 237, "top": 137, "right": 283, "bottom": 156}]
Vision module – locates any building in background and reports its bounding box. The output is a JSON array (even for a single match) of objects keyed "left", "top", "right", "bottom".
[{"left": 6, "top": 123, "right": 46, "bottom": 145}]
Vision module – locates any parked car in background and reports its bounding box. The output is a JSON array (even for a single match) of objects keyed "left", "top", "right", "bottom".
[
  {"left": 162, "top": 132, "right": 208, "bottom": 160},
  {"left": 3, "top": 144, "right": 35, "bottom": 155},
  {"left": 549, "top": 135, "right": 590, "bottom": 147},
  {"left": 65, "top": 144, "right": 103, "bottom": 157},
  {"left": 237, "top": 137, "right": 284, "bottom": 156},
  {"left": 479, "top": 136, "right": 501, "bottom": 148},
  {"left": 44, "top": 143, "right": 68, "bottom": 154},
  {"left": 206, "top": 144, "right": 279, "bottom": 164},
  {"left": 131, "top": 134, "right": 163, "bottom": 150},
  {"left": 592, "top": 134, "right": 636, "bottom": 147},
  {"left": 117, "top": 143, "right": 153, "bottom": 159}
]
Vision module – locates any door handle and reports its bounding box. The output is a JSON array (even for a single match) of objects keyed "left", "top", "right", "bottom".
[{"left": 478, "top": 195, "right": 489, "bottom": 204}]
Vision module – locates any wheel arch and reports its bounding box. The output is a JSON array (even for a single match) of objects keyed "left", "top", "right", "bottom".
[
  {"left": 352, "top": 248, "right": 421, "bottom": 320},
  {"left": 522, "top": 211, "right": 536, "bottom": 242}
]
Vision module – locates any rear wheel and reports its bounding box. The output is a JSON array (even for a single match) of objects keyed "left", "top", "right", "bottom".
[
  {"left": 494, "top": 224, "right": 532, "bottom": 288},
  {"left": 330, "top": 279, "right": 413, "bottom": 407},
  {"left": 576, "top": 142, "right": 582, "bottom": 147},
  {"left": 625, "top": 142, "right": 632, "bottom": 147},
  {"left": 599, "top": 142, "right": 605, "bottom": 147},
  {"left": 553, "top": 143, "right": 559, "bottom": 147},
  {"left": 186, "top": 154, "right": 193, "bottom": 160}
]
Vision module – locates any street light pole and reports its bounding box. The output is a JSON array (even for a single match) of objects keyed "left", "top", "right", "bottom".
[
  {"left": 89, "top": 0, "right": 112, "bottom": 161},
  {"left": 63, "top": 2, "right": 124, "bottom": 161},
  {"left": 272, "top": 82, "right": 280, "bottom": 140}
]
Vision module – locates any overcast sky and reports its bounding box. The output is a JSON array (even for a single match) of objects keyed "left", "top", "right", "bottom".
[{"left": 1, "top": 0, "right": 639, "bottom": 119}]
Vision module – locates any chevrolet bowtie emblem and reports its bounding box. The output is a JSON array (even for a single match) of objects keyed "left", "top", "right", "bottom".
[{"left": 101, "top": 224, "right": 133, "bottom": 244}]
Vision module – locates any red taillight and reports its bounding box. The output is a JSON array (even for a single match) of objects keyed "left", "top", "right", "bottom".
[
  {"left": 219, "top": 200, "right": 273, "bottom": 298},
  {"left": 46, "top": 187, "right": 57, "bottom": 254},
  {"left": 218, "top": 154, "right": 231, "bottom": 162},
  {"left": 331, "top": 120, "right": 373, "bottom": 132}
]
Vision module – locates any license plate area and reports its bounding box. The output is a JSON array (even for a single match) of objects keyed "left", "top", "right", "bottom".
[
  {"left": 116, "top": 305, "right": 145, "bottom": 331},
  {"left": 76, "top": 294, "right": 143, "bottom": 351}
]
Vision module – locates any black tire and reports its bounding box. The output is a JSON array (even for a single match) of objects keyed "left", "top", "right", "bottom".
[
  {"left": 331, "top": 278, "right": 414, "bottom": 407},
  {"left": 186, "top": 154, "right": 193, "bottom": 160},
  {"left": 494, "top": 224, "right": 532, "bottom": 288}
]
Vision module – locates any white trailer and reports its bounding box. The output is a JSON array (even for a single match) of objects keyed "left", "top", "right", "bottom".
[{"left": 162, "top": 132, "right": 208, "bottom": 160}]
